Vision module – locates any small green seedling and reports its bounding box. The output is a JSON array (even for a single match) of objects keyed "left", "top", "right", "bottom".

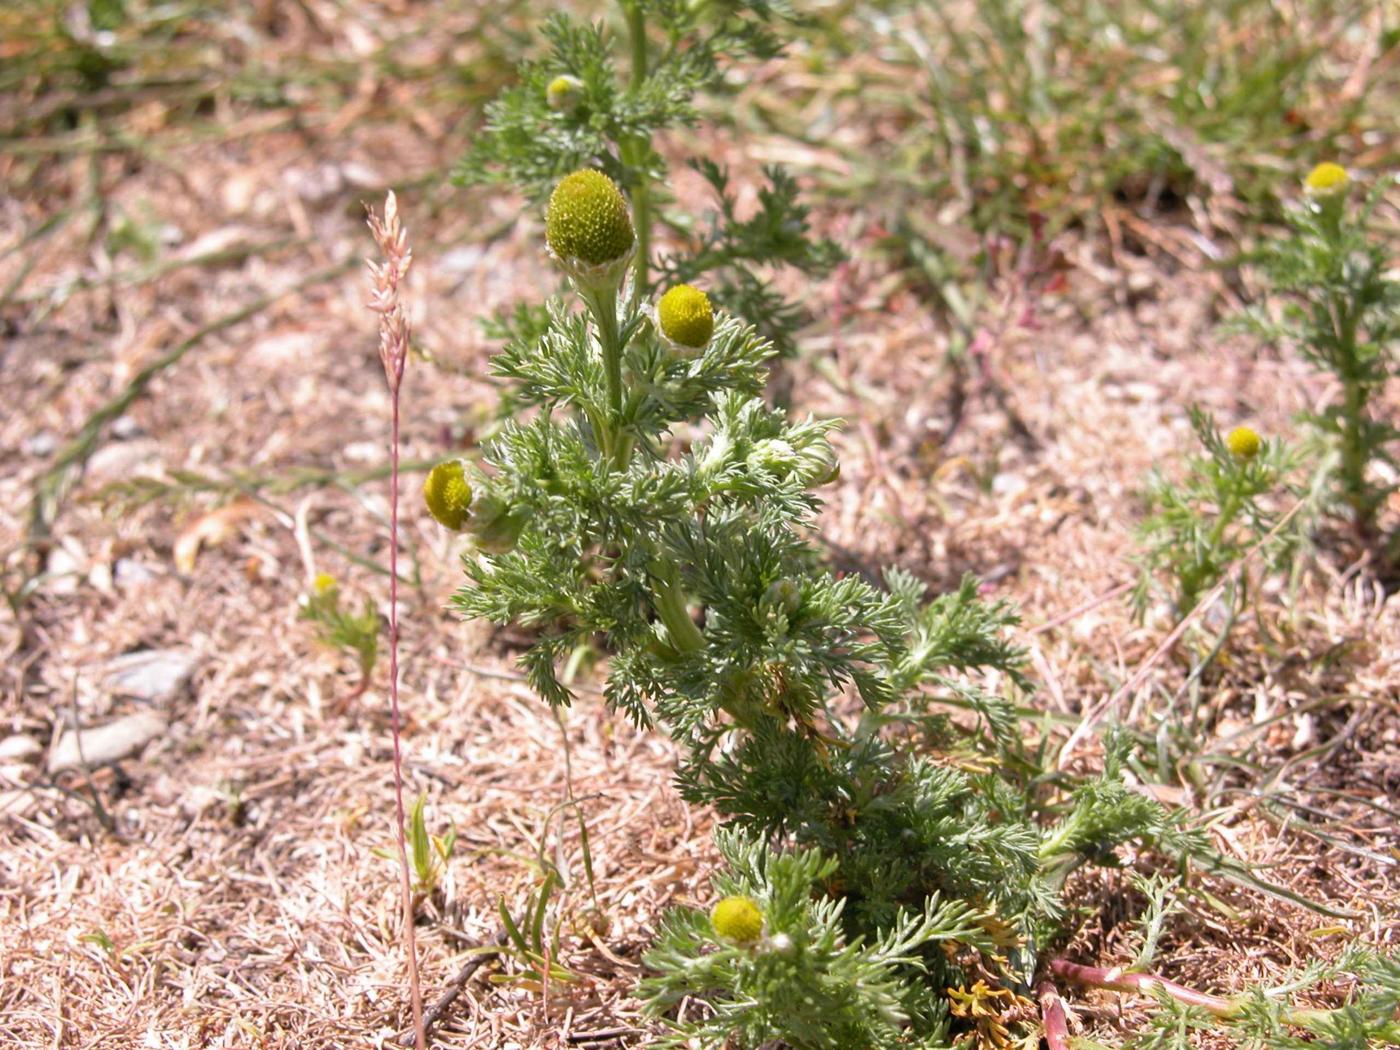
[
  {"left": 374, "top": 792, "right": 456, "bottom": 899},
  {"left": 300, "top": 573, "right": 380, "bottom": 693},
  {"left": 1134, "top": 408, "right": 1299, "bottom": 620},
  {"left": 494, "top": 869, "right": 577, "bottom": 987}
]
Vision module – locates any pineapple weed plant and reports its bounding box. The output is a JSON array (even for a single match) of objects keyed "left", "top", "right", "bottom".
[
  {"left": 1133, "top": 413, "right": 1301, "bottom": 622},
  {"left": 1239, "top": 164, "right": 1400, "bottom": 549},
  {"left": 429, "top": 164, "right": 1159, "bottom": 1045},
  {"left": 400, "top": 9, "right": 1400, "bottom": 1048}
]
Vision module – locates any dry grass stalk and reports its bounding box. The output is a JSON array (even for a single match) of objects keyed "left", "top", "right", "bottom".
[{"left": 366, "top": 190, "right": 425, "bottom": 1050}]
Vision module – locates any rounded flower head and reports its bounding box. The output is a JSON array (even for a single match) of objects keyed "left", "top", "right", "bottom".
[
  {"left": 545, "top": 74, "right": 584, "bottom": 112},
  {"left": 657, "top": 284, "right": 714, "bottom": 351},
  {"left": 747, "top": 438, "right": 798, "bottom": 476},
  {"left": 1226, "top": 426, "right": 1262, "bottom": 461},
  {"left": 423, "top": 460, "right": 473, "bottom": 531},
  {"left": 545, "top": 171, "right": 634, "bottom": 291},
  {"left": 710, "top": 895, "right": 764, "bottom": 945},
  {"left": 1304, "top": 162, "right": 1349, "bottom": 197},
  {"left": 313, "top": 572, "right": 338, "bottom": 595}
]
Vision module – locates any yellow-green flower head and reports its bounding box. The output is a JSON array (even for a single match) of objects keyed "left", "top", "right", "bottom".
[
  {"left": 545, "top": 171, "right": 634, "bottom": 291},
  {"left": 546, "top": 74, "right": 584, "bottom": 112},
  {"left": 1226, "top": 426, "right": 1262, "bottom": 461},
  {"left": 657, "top": 284, "right": 714, "bottom": 350},
  {"left": 710, "top": 895, "right": 764, "bottom": 945},
  {"left": 747, "top": 438, "right": 799, "bottom": 476},
  {"left": 313, "top": 572, "right": 338, "bottom": 595},
  {"left": 1304, "top": 162, "right": 1349, "bottom": 197},
  {"left": 423, "top": 460, "right": 473, "bottom": 531}
]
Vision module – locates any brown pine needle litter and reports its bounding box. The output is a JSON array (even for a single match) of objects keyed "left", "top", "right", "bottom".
[{"left": 0, "top": 2, "right": 1396, "bottom": 1047}]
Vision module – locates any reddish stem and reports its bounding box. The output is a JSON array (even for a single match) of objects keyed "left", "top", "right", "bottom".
[
  {"left": 388, "top": 376, "right": 426, "bottom": 1049},
  {"left": 1049, "top": 959, "right": 1237, "bottom": 1018},
  {"left": 1038, "top": 980, "right": 1070, "bottom": 1050}
]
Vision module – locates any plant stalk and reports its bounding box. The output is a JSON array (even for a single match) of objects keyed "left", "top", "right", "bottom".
[
  {"left": 622, "top": 0, "right": 652, "bottom": 296},
  {"left": 368, "top": 193, "right": 425, "bottom": 1050},
  {"left": 581, "top": 284, "right": 626, "bottom": 465},
  {"left": 1320, "top": 204, "right": 1372, "bottom": 536},
  {"left": 651, "top": 562, "right": 706, "bottom": 653},
  {"left": 1048, "top": 958, "right": 1333, "bottom": 1028},
  {"left": 1038, "top": 980, "right": 1070, "bottom": 1050},
  {"left": 387, "top": 382, "right": 426, "bottom": 1050}
]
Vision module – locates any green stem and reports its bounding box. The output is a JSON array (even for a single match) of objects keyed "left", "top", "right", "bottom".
[
  {"left": 651, "top": 562, "right": 705, "bottom": 653},
  {"left": 1205, "top": 488, "right": 1241, "bottom": 554},
  {"left": 1334, "top": 296, "right": 1369, "bottom": 532},
  {"left": 621, "top": 1, "right": 652, "bottom": 296},
  {"left": 1341, "top": 367, "right": 1368, "bottom": 527},
  {"left": 580, "top": 285, "right": 626, "bottom": 465},
  {"left": 1320, "top": 207, "right": 1371, "bottom": 533}
]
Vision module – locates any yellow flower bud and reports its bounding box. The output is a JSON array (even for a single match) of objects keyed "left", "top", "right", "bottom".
[
  {"left": 313, "top": 572, "right": 338, "bottom": 595},
  {"left": 546, "top": 75, "right": 584, "bottom": 112},
  {"left": 1226, "top": 426, "right": 1262, "bottom": 461},
  {"left": 423, "top": 460, "right": 474, "bottom": 531},
  {"left": 657, "top": 284, "right": 714, "bottom": 351},
  {"left": 747, "top": 438, "right": 798, "bottom": 476},
  {"left": 710, "top": 895, "right": 764, "bottom": 945},
  {"left": 545, "top": 171, "right": 634, "bottom": 291},
  {"left": 1303, "top": 162, "right": 1349, "bottom": 197}
]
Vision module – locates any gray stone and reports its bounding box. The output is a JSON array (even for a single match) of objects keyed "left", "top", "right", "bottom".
[
  {"left": 104, "top": 649, "right": 198, "bottom": 703},
  {"left": 48, "top": 711, "right": 167, "bottom": 772},
  {"left": 0, "top": 735, "right": 42, "bottom": 762},
  {"left": 22, "top": 432, "right": 56, "bottom": 457},
  {"left": 110, "top": 415, "right": 143, "bottom": 440},
  {"left": 113, "top": 559, "right": 158, "bottom": 587},
  {"left": 85, "top": 438, "right": 161, "bottom": 483}
]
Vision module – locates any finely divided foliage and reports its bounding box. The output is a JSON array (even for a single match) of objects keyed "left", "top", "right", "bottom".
[
  {"left": 446, "top": 157, "right": 1176, "bottom": 1050},
  {"left": 1134, "top": 407, "right": 1303, "bottom": 619},
  {"left": 1239, "top": 166, "right": 1400, "bottom": 542}
]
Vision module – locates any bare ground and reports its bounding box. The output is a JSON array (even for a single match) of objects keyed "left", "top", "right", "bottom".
[{"left": 1, "top": 4, "right": 1397, "bottom": 1048}]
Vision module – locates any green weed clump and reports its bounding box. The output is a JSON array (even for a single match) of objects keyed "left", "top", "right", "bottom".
[
  {"left": 1133, "top": 409, "right": 1301, "bottom": 620},
  {"left": 869, "top": 1, "right": 1380, "bottom": 242},
  {"left": 1240, "top": 164, "right": 1400, "bottom": 546}
]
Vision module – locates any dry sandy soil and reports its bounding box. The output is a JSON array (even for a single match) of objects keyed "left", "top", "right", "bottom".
[{"left": 1, "top": 4, "right": 1397, "bottom": 1048}]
